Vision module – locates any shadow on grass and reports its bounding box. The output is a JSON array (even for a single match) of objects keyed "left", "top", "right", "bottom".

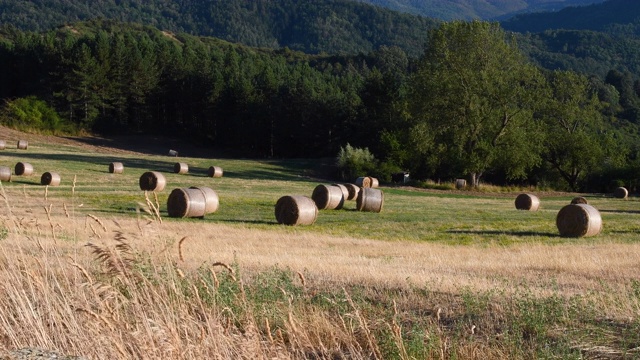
[
  {"left": 599, "top": 209, "right": 640, "bottom": 215},
  {"left": 1, "top": 152, "right": 327, "bottom": 182},
  {"left": 446, "top": 229, "right": 559, "bottom": 237}
]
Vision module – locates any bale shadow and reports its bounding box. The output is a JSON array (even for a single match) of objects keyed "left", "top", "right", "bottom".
[
  {"left": 599, "top": 209, "right": 640, "bottom": 215},
  {"left": 446, "top": 230, "right": 558, "bottom": 237}
]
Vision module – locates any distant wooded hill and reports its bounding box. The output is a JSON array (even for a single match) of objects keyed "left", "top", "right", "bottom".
[
  {"left": 501, "top": 0, "right": 640, "bottom": 34},
  {"left": 0, "top": 0, "right": 438, "bottom": 57},
  {"left": 356, "top": 0, "right": 606, "bottom": 20}
]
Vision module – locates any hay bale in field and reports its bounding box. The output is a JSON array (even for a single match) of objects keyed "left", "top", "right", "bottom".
[
  {"left": 369, "top": 177, "right": 379, "bottom": 188},
  {"left": 168, "top": 149, "right": 178, "bottom": 157},
  {"left": 174, "top": 162, "right": 188, "bottom": 174},
  {"left": 355, "top": 176, "right": 372, "bottom": 188},
  {"left": 515, "top": 193, "right": 540, "bottom": 211},
  {"left": 343, "top": 183, "right": 359, "bottom": 201},
  {"left": 0, "top": 166, "right": 11, "bottom": 182},
  {"left": 40, "top": 172, "right": 60, "bottom": 186},
  {"left": 332, "top": 184, "right": 349, "bottom": 201},
  {"left": 207, "top": 166, "right": 223, "bottom": 178},
  {"left": 0, "top": 140, "right": 5, "bottom": 150},
  {"left": 139, "top": 171, "right": 166, "bottom": 191},
  {"left": 17, "top": 140, "right": 28, "bottom": 150},
  {"left": 614, "top": 187, "right": 628, "bottom": 199},
  {"left": 275, "top": 195, "right": 318, "bottom": 226},
  {"left": 356, "top": 187, "right": 384, "bottom": 213},
  {"left": 14, "top": 162, "right": 33, "bottom": 176},
  {"left": 455, "top": 179, "right": 466, "bottom": 189},
  {"left": 190, "top": 186, "right": 219, "bottom": 214},
  {"left": 570, "top": 197, "right": 588, "bottom": 205},
  {"left": 109, "top": 162, "right": 124, "bottom": 174},
  {"left": 556, "top": 204, "right": 602, "bottom": 237},
  {"left": 312, "top": 184, "right": 345, "bottom": 210},
  {"left": 167, "top": 187, "right": 219, "bottom": 218}
]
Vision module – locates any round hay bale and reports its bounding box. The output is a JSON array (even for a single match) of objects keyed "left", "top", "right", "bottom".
[
  {"left": 614, "top": 186, "right": 628, "bottom": 199},
  {"left": 139, "top": 171, "right": 166, "bottom": 192},
  {"left": 167, "top": 188, "right": 207, "bottom": 218},
  {"left": 174, "top": 162, "right": 188, "bottom": 174},
  {"left": 570, "top": 196, "right": 588, "bottom": 205},
  {"left": 515, "top": 193, "right": 540, "bottom": 211},
  {"left": 109, "top": 162, "right": 124, "bottom": 174},
  {"left": 332, "top": 184, "right": 349, "bottom": 201},
  {"left": 355, "top": 176, "right": 372, "bottom": 188},
  {"left": 40, "top": 172, "right": 60, "bottom": 186},
  {"left": 207, "top": 166, "right": 223, "bottom": 178},
  {"left": 190, "top": 186, "right": 219, "bottom": 214},
  {"left": 275, "top": 195, "right": 318, "bottom": 226},
  {"left": 0, "top": 140, "right": 5, "bottom": 150},
  {"left": 356, "top": 187, "right": 384, "bottom": 213},
  {"left": 455, "top": 179, "right": 466, "bottom": 189},
  {"left": 16, "top": 140, "right": 28, "bottom": 150},
  {"left": 343, "top": 183, "right": 359, "bottom": 201},
  {"left": 0, "top": 166, "right": 11, "bottom": 182},
  {"left": 369, "top": 177, "right": 379, "bottom": 188},
  {"left": 14, "top": 162, "right": 33, "bottom": 176},
  {"left": 312, "top": 184, "right": 345, "bottom": 210},
  {"left": 556, "top": 204, "right": 602, "bottom": 237}
]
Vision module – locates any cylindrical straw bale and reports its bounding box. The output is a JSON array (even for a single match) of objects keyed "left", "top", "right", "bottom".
[
  {"left": 167, "top": 188, "right": 207, "bottom": 218},
  {"left": 570, "top": 197, "right": 588, "bottom": 205},
  {"left": 515, "top": 193, "right": 540, "bottom": 211},
  {"left": 0, "top": 140, "right": 5, "bottom": 150},
  {"left": 139, "top": 171, "right": 166, "bottom": 191},
  {"left": 556, "top": 204, "right": 602, "bottom": 237},
  {"left": 0, "top": 166, "right": 11, "bottom": 182},
  {"left": 275, "top": 195, "right": 318, "bottom": 226},
  {"left": 312, "top": 184, "right": 345, "bottom": 210},
  {"left": 369, "top": 177, "right": 379, "bottom": 188},
  {"left": 17, "top": 140, "right": 28, "bottom": 150},
  {"left": 343, "top": 183, "right": 359, "bottom": 201},
  {"left": 355, "top": 176, "right": 372, "bottom": 188},
  {"left": 109, "top": 162, "right": 124, "bottom": 174},
  {"left": 614, "top": 186, "right": 628, "bottom": 199},
  {"left": 14, "top": 162, "right": 33, "bottom": 176},
  {"left": 190, "top": 186, "right": 219, "bottom": 214},
  {"left": 332, "top": 184, "right": 349, "bottom": 201},
  {"left": 356, "top": 187, "right": 384, "bottom": 213},
  {"left": 207, "top": 166, "right": 223, "bottom": 178},
  {"left": 455, "top": 179, "right": 466, "bottom": 189},
  {"left": 41, "top": 172, "right": 61, "bottom": 186},
  {"left": 174, "top": 162, "right": 188, "bottom": 174}
]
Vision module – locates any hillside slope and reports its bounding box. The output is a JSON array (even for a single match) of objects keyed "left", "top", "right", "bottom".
[{"left": 355, "top": 0, "right": 605, "bottom": 20}]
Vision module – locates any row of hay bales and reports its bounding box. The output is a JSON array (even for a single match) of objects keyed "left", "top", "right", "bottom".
[
  {"left": 0, "top": 140, "right": 29, "bottom": 150},
  {"left": 0, "top": 162, "right": 61, "bottom": 186},
  {"left": 514, "top": 193, "right": 603, "bottom": 238},
  {"left": 111, "top": 161, "right": 223, "bottom": 178},
  {"left": 275, "top": 178, "right": 384, "bottom": 226}
]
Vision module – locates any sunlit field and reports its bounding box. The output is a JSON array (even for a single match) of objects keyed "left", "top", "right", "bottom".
[{"left": 0, "top": 128, "right": 639, "bottom": 359}]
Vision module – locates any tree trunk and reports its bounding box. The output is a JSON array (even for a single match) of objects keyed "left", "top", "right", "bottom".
[{"left": 469, "top": 172, "right": 483, "bottom": 188}]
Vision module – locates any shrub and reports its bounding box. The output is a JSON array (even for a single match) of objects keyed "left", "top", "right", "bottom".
[
  {"left": 336, "top": 143, "right": 377, "bottom": 181},
  {"left": 1, "top": 96, "right": 70, "bottom": 134}
]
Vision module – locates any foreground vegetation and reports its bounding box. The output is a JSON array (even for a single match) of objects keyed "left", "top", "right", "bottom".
[{"left": 0, "top": 132, "right": 639, "bottom": 358}]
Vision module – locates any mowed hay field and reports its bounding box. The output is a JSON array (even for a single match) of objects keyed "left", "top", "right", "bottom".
[{"left": 0, "top": 127, "right": 639, "bottom": 359}]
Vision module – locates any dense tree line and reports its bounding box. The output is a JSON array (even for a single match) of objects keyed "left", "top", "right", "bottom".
[{"left": 1, "top": 20, "right": 640, "bottom": 191}]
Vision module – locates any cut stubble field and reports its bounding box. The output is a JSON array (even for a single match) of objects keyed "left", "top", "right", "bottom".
[{"left": 0, "top": 127, "right": 639, "bottom": 359}]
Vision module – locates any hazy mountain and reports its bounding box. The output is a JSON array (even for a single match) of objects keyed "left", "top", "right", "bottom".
[{"left": 354, "top": 0, "right": 606, "bottom": 20}]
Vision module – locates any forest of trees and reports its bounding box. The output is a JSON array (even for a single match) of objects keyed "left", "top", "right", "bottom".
[{"left": 2, "top": 19, "right": 640, "bottom": 192}]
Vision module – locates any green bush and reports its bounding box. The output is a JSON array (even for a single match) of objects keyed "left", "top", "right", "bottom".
[
  {"left": 336, "top": 143, "right": 377, "bottom": 181},
  {"left": 1, "top": 96, "right": 70, "bottom": 134}
]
